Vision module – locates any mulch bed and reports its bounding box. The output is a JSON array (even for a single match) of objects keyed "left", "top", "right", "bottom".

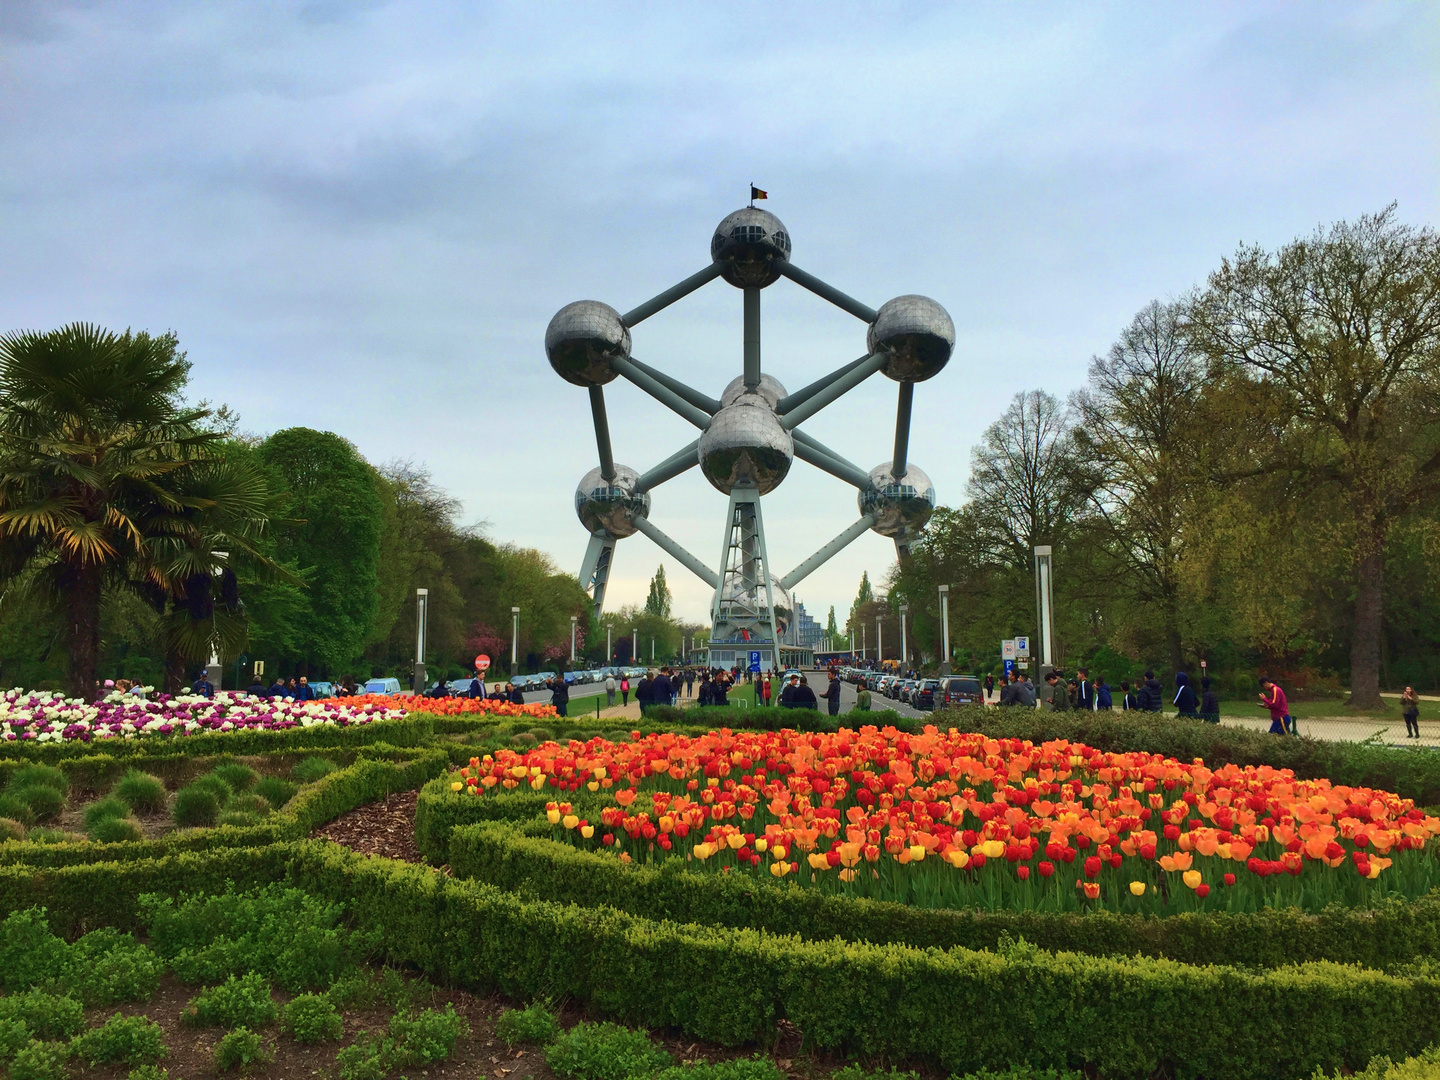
[{"left": 311, "top": 789, "right": 424, "bottom": 864}]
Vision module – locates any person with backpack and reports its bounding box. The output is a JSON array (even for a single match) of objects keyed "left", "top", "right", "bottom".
[
  {"left": 1173, "top": 672, "right": 1199, "bottom": 718},
  {"left": 619, "top": 674, "right": 630, "bottom": 706},
  {"left": 1200, "top": 677, "right": 1220, "bottom": 724}
]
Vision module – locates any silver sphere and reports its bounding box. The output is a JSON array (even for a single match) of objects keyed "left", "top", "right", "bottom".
[
  {"left": 711, "top": 208, "right": 792, "bottom": 288},
  {"left": 720, "top": 373, "right": 787, "bottom": 410},
  {"left": 867, "top": 295, "right": 955, "bottom": 382},
  {"left": 716, "top": 581, "right": 793, "bottom": 638},
  {"left": 546, "top": 301, "right": 630, "bottom": 386},
  {"left": 859, "top": 462, "right": 936, "bottom": 539},
  {"left": 574, "top": 464, "right": 650, "bottom": 538},
  {"left": 697, "top": 401, "right": 794, "bottom": 495}
]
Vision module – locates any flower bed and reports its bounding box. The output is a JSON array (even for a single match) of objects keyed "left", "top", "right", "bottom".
[
  {"left": 0, "top": 690, "right": 405, "bottom": 744},
  {"left": 390, "top": 694, "right": 559, "bottom": 719},
  {"left": 449, "top": 725, "right": 1440, "bottom": 914}
]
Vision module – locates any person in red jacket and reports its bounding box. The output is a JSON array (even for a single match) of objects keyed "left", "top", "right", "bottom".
[{"left": 1258, "top": 676, "right": 1292, "bottom": 735}]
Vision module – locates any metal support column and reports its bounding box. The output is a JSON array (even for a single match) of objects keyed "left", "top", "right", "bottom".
[
  {"left": 744, "top": 287, "right": 761, "bottom": 389},
  {"left": 589, "top": 386, "right": 616, "bottom": 481},
  {"left": 413, "top": 588, "right": 428, "bottom": 694},
  {"left": 892, "top": 381, "right": 914, "bottom": 479},
  {"left": 938, "top": 584, "right": 950, "bottom": 676},
  {"left": 776, "top": 514, "right": 875, "bottom": 591}
]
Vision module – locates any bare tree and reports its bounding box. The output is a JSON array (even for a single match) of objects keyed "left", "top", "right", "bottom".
[{"left": 1189, "top": 206, "right": 1440, "bottom": 707}]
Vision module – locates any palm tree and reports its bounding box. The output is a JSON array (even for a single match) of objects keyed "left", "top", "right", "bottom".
[{"left": 0, "top": 324, "right": 263, "bottom": 698}]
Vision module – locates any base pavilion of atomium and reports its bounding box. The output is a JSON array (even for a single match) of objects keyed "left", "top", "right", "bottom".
[{"left": 547, "top": 203, "right": 952, "bottom": 672}]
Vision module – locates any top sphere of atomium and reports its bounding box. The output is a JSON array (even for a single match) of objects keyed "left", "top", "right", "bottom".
[
  {"left": 574, "top": 464, "right": 650, "bottom": 538},
  {"left": 546, "top": 300, "right": 630, "bottom": 386},
  {"left": 859, "top": 462, "right": 936, "bottom": 539},
  {"left": 697, "top": 397, "right": 794, "bottom": 496},
  {"left": 868, "top": 295, "right": 955, "bottom": 382},
  {"left": 711, "top": 208, "right": 792, "bottom": 288}
]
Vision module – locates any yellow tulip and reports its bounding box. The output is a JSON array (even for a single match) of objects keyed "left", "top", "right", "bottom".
[
  {"left": 755, "top": 838, "right": 768, "bottom": 853},
  {"left": 908, "top": 844, "right": 926, "bottom": 862},
  {"left": 529, "top": 766, "right": 541, "bottom": 777},
  {"left": 450, "top": 782, "right": 463, "bottom": 792},
  {"left": 727, "top": 833, "right": 745, "bottom": 850},
  {"left": 530, "top": 776, "right": 545, "bottom": 790},
  {"left": 587, "top": 781, "right": 600, "bottom": 792},
  {"left": 771, "top": 844, "right": 787, "bottom": 859},
  {"left": 1129, "top": 881, "right": 1146, "bottom": 896},
  {"left": 838, "top": 868, "right": 857, "bottom": 882},
  {"left": 593, "top": 766, "right": 607, "bottom": 779},
  {"left": 580, "top": 825, "right": 594, "bottom": 839},
  {"left": 982, "top": 839, "right": 1006, "bottom": 858},
  {"left": 693, "top": 843, "right": 715, "bottom": 860},
  {"left": 808, "top": 852, "right": 829, "bottom": 870},
  {"left": 1183, "top": 870, "right": 1202, "bottom": 890},
  {"left": 562, "top": 815, "right": 579, "bottom": 830},
  {"left": 547, "top": 809, "right": 562, "bottom": 825},
  {"left": 946, "top": 849, "right": 970, "bottom": 869}
]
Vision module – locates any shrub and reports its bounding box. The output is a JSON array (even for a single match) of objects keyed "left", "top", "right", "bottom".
[
  {"left": 23, "top": 828, "right": 82, "bottom": 845},
  {"left": 253, "top": 776, "right": 297, "bottom": 809},
  {"left": 112, "top": 771, "right": 167, "bottom": 814},
  {"left": 389, "top": 1005, "right": 468, "bottom": 1065},
  {"left": 213, "top": 1027, "right": 271, "bottom": 1072},
  {"left": 509, "top": 733, "right": 539, "bottom": 749},
  {"left": 0, "top": 816, "right": 25, "bottom": 842},
  {"left": 8, "top": 765, "right": 67, "bottom": 795},
  {"left": 187, "top": 774, "right": 234, "bottom": 804},
  {"left": 171, "top": 785, "right": 221, "bottom": 828},
  {"left": 88, "top": 816, "right": 144, "bottom": 844},
  {"left": 8, "top": 1039, "right": 71, "bottom": 1080},
  {"left": 72, "top": 1013, "right": 166, "bottom": 1066},
  {"left": 0, "top": 1017, "right": 30, "bottom": 1060},
  {"left": 182, "top": 973, "right": 278, "bottom": 1028},
  {"left": 69, "top": 929, "right": 164, "bottom": 1005},
  {"left": 228, "top": 793, "right": 272, "bottom": 817},
  {"left": 279, "top": 993, "right": 343, "bottom": 1044},
  {"left": 0, "top": 994, "right": 84, "bottom": 1041},
  {"left": 495, "top": 1002, "right": 560, "bottom": 1046},
  {"left": 657, "top": 1059, "right": 786, "bottom": 1080},
  {"left": 951, "top": 1070, "right": 1087, "bottom": 1080},
  {"left": 217, "top": 811, "right": 265, "bottom": 829},
  {"left": 0, "top": 909, "right": 70, "bottom": 992},
  {"left": 0, "top": 794, "right": 36, "bottom": 826},
  {"left": 336, "top": 1036, "right": 390, "bottom": 1080},
  {"left": 527, "top": 727, "right": 555, "bottom": 742},
  {"left": 211, "top": 763, "right": 258, "bottom": 792},
  {"left": 82, "top": 797, "right": 131, "bottom": 831},
  {"left": 12, "top": 784, "right": 63, "bottom": 821},
  {"left": 127, "top": 1068, "right": 169, "bottom": 1080},
  {"left": 545, "top": 1022, "right": 673, "bottom": 1080},
  {"left": 291, "top": 757, "right": 338, "bottom": 783}
]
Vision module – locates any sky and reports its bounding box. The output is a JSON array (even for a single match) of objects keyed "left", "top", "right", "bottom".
[{"left": 1, "top": 2, "right": 1436, "bottom": 628}]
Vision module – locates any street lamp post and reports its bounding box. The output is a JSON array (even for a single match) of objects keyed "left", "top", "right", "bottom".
[
  {"left": 414, "top": 588, "right": 429, "bottom": 694},
  {"left": 899, "top": 604, "right": 909, "bottom": 669},
  {"left": 938, "top": 585, "right": 950, "bottom": 676},
  {"left": 861, "top": 623, "right": 867, "bottom": 660},
  {"left": 510, "top": 606, "right": 521, "bottom": 677},
  {"left": 632, "top": 628, "right": 638, "bottom": 666},
  {"left": 570, "top": 615, "right": 578, "bottom": 664},
  {"left": 607, "top": 626, "right": 612, "bottom": 663},
  {"left": 877, "top": 616, "right": 883, "bottom": 666}
]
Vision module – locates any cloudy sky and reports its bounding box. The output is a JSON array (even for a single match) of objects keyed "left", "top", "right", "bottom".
[{"left": 1, "top": 2, "right": 1435, "bottom": 627}]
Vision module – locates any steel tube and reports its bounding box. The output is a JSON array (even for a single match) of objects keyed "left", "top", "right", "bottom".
[
  {"left": 631, "top": 515, "right": 719, "bottom": 589},
  {"left": 792, "top": 430, "right": 873, "bottom": 488},
  {"left": 635, "top": 439, "right": 700, "bottom": 493},
  {"left": 780, "top": 352, "right": 888, "bottom": 429},
  {"left": 625, "top": 357, "right": 720, "bottom": 414},
  {"left": 744, "top": 287, "right": 761, "bottom": 389},
  {"left": 776, "top": 515, "right": 875, "bottom": 591},
  {"left": 612, "top": 355, "right": 712, "bottom": 429},
  {"left": 892, "top": 381, "right": 914, "bottom": 478},
  {"left": 778, "top": 262, "right": 878, "bottom": 323},
  {"left": 776, "top": 352, "right": 878, "bottom": 416},
  {"left": 792, "top": 438, "right": 876, "bottom": 492},
  {"left": 588, "top": 386, "right": 616, "bottom": 481},
  {"left": 622, "top": 263, "right": 723, "bottom": 327}
]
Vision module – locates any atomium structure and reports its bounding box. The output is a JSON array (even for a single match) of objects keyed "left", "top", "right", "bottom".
[{"left": 549, "top": 204, "right": 951, "bottom": 671}]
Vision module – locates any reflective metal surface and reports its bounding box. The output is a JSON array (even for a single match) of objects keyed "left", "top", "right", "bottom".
[
  {"left": 574, "top": 464, "right": 650, "bottom": 538},
  {"left": 720, "top": 373, "right": 787, "bottom": 410},
  {"left": 715, "top": 581, "right": 793, "bottom": 638},
  {"left": 867, "top": 295, "right": 954, "bottom": 382},
  {"left": 711, "top": 208, "right": 792, "bottom": 288},
  {"left": 697, "top": 402, "right": 794, "bottom": 495},
  {"left": 859, "top": 461, "right": 936, "bottom": 539},
  {"left": 546, "top": 301, "right": 631, "bottom": 386}
]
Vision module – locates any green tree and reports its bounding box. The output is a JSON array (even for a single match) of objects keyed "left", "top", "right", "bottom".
[
  {"left": 0, "top": 325, "right": 236, "bottom": 697},
  {"left": 847, "top": 572, "right": 874, "bottom": 634},
  {"left": 1189, "top": 207, "right": 1440, "bottom": 707},
  {"left": 257, "top": 428, "right": 384, "bottom": 673},
  {"left": 826, "top": 605, "right": 838, "bottom": 648},
  {"left": 644, "top": 564, "right": 672, "bottom": 620}
]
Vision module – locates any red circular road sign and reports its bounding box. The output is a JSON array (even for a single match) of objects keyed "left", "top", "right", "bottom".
[{"left": 474, "top": 654, "right": 492, "bottom": 671}]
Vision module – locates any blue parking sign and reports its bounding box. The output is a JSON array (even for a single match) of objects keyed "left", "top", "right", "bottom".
[{"left": 749, "top": 651, "right": 762, "bottom": 673}]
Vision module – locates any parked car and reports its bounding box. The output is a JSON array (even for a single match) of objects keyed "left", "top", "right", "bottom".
[
  {"left": 913, "top": 679, "right": 941, "bottom": 711},
  {"left": 309, "top": 681, "right": 335, "bottom": 698},
  {"left": 942, "top": 677, "right": 986, "bottom": 707},
  {"left": 363, "top": 677, "right": 402, "bottom": 695}
]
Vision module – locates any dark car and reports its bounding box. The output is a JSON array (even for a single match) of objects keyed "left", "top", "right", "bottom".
[
  {"left": 913, "top": 679, "right": 941, "bottom": 710},
  {"left": 942, "top": 677, "right": 985, "bottom": 708}
]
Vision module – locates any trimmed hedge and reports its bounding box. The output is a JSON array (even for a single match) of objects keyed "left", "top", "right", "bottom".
[
  {"left": 934, "top": 709, "right": 1440, "bottom": 807},
  {"left": 413, "top": 779, "right": 605, "bottom": 864},
  {"left": 0, "top": 841, "right": 1436, "bottom": 1080},
  {"left": 445, "top": 819, "right": 1440, "bottom": 971}
]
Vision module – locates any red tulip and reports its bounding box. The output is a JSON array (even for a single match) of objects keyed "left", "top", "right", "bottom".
[{"left": 1038, "top": 861, "right": 1055, "bottom": 877}]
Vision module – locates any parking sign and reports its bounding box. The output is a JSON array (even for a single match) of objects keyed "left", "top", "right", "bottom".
[
  {"left": 1014, "top": 636, "right": 1030, "bottom": 659},
  {"left": 749, "top": 651, "right": 762, "bottom": 673}
]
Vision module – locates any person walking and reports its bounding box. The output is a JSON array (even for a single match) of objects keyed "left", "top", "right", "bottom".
[
  {"left": 1173, "top": 672, "right": 1199, "bottom": 718},
  {"left": 1045, "top": 671, "right": 1070, "bottom": 711},
  {"left": 620, "top": 674, "right": 630, "bottom": 706},
  {"left": 983, "top": 673, "right": 995, "bottom": 702},
  {"left": 1139, "top": 670, "right": 1163, "bottom": 713},
  {"left": 1120, "top": 681, "right": 1137, "bottom": 711},
  {"left": 761, "top": 675, "right": 773, "bottom": 707},
  {"left": 1095, "top": 675, "right": 1113, "bottom": 710},
  {"left": 605, "top": 673, "right": 616, "bottom": 706},
  {"left": 1016, "top": 672, "right": 1037, "bottom": 708},
  {"left": 246, "top": 673, "right": 267, "bottom": 697},
  {"left": 1200, "top": 677, "right": 1220, "bottom": 724},
  {"left": 551, "top": 677, "right": 570, "bottom": 718},
  {"left": 651, "top": 668, "right": 672, "bottom": 709},
  {"left": 823, "top": 670, "right": 842, "bottom": 716},
  {"left": 685, "top": 669, "right": 695, "bottom": 698},
  {"left": 1402, "top": 686, "right": 1421, "bottom": 739},
  {"left": 998, "top": 673, "right": 1019, "bottom": 706},
  {"left": 1075, "top": 668, "right": 1095, "bottom": 711},
  {"left": 1258, "top": 676, "right": 1291, "bottom": 735},
  {"left": 636, "top": 671, "right": 654, "bottom": 713},
  {"left": 793, "top": 675, "right": 819, "bottom": 710}
]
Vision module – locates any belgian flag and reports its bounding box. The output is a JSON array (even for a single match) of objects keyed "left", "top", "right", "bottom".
[{"left": 750, "top": 184, "right": 767, "bottom": 203}]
